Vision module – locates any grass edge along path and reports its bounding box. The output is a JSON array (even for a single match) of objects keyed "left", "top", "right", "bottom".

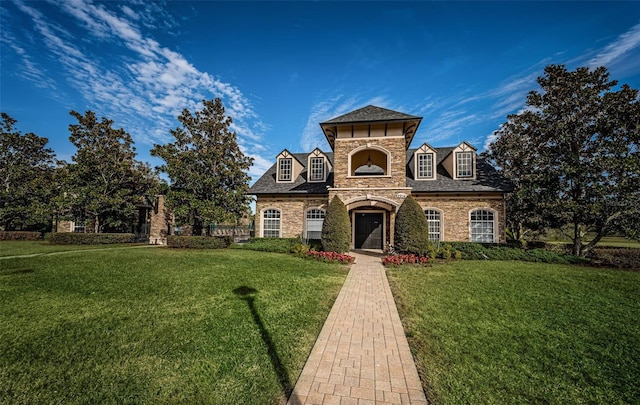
[
  {"left": 388, "top": 260, "right": 640, "bottom": 404},
  {"left": 0, "top": 248, "right": 348, "bottom": 404}
]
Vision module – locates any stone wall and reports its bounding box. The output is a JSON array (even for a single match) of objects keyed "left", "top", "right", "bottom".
[
  {"left": 333, "top": 137, "right": 407, "bottom": 189},
  {"left": 255, "top": 196, "right": 328, "bottom": 238},
  {"left": 414, "top": 195, "right": 506, "bottom": 242},
  {"left": 149, "top": 195, "right": 171, "bottom": 245}
]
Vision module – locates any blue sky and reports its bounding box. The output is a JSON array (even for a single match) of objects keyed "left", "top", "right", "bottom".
[{"left": 2, "top": 1, "right": 639, "bottom": 181}]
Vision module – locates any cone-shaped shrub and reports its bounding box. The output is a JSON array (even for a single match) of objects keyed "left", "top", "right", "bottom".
[
  {"left": 394, "top": 195, "right": 432, "bottom": 256},
  {"left": 321, "top": 196, "right": 351, "bottom": 253}
]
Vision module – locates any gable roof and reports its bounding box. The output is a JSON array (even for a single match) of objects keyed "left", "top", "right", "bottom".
[
  {"left": 248, "top": 149, "right": 512, "bottom": 195},
  {"left": 320, "top": 105, "right": 421, "bottom": 124}
]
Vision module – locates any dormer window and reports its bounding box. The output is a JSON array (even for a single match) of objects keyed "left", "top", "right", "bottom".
[
  {"left": 417, "top": 153, "right": 434, "bottom": 179},
  {"left": 278, "top": 158, "right": 292, "bottom": 181},
  {"left": 413, "top": 143, "right": 437, "bottom": 181},
  {"left": 456, "top": 152, "right": 473, "bottom": 178},
  {"left": 310, "top": 157, "right": 324, "bottom": 181}
]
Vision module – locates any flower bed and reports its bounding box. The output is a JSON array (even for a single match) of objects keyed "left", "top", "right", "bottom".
[
  {"left": 382, "top": 254, "right": 430, "bottom": 267},
  {"left": 306, "top": 251, "right": 355, "bottom": 264}
]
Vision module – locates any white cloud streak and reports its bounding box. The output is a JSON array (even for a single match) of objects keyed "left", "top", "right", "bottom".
[
  {"left": 7, "top": 0, "right": 269, "bottom": 177},
  {"left": 589, "top": 21, "right": 640, "bottom": 68}
]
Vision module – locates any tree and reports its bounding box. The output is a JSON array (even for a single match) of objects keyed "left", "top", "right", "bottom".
[
  {"left": 0, "top": 113, "right": 56, "bottom": 231},
  {"left": 486, "top": 65, "right": 640, "bottom": 256},
  {"left": 66, "top": 110, "right": 157, "bottom": 233},
  {"left": 394, "top": 195, "right": 432, "bottom": 256},
  {"left": 151, "top": 98, "right": 253, "bottom": 235},
  {"left": 321, "top": 196, "right": 351, "bottom": 253}
]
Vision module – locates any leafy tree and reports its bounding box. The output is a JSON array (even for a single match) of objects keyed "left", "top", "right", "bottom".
[
  {"left": 0, "top": 113, "right": 56, "bottom": 231},
  {"left": 151, "top": 98, "right": 253, "bottom": 235},
  {"left": 394, "top": 195, "right": 432, "bottom": 256},
  {"left": 321, "top": 196, "right": 351, "bottom": 253},
  {"left": 486, "top": 65, "right": 640, "bottom": 256},
  {"left": 66, "top": 110, "right": 158, "bottom": 233}
]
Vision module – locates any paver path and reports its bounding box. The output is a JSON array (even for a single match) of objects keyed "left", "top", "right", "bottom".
[{"left": 287, "top": 251, "right": 428, "bottom": 405}]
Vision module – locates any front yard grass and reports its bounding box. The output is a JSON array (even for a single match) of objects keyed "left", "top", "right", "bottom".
[
  {"left": 0, "top": 240, "right": 149, "bottom": 257},
  {"left": 388, "top": 261, "right": 640, "bottom": 404},
  {"left": 0, "top": 248, "right": 347, "bottom": 404}
]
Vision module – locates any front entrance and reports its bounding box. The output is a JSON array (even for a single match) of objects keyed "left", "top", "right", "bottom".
[{"left": 354, "top": 212, "right": 383, "bottom": 249}]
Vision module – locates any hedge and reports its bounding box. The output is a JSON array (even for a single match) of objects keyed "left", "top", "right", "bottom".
[
  {"left": 48, "top": 233, "right": 137, "bottom": 245},
  {"left": 444, "top": 242, "right": 589, "bottom": 265},
  {"left": 166, "top": 235, "right": 232, "bottom": 249},
  {"left": 233, "top": 237, "right": 300, "bottom": 253},
  {"left": 589, "top": 247, "right": 640, "bottom": 270},
  {"left": 0, "top": 231, "right": 43, "bottom": 241}
]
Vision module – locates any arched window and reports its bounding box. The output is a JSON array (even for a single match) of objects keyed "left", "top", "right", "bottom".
[
  {"left": 470, "top": 209, "right": 495, "bottom": 243},
  {"left": 262, "top": 209, "right": 281, "bottom": 238},
  {"left": 349, "top": 147, "right": 389, "bottom": 176},
  {"left": 305, "top": 209, "right": 325, "bottom": 240},
  {"left": 424, "top": 209, "right": 442, "bottom": 241}
]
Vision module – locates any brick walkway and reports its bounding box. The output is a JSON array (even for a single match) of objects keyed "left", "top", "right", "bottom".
[{"left": 287, "top": 251, "right": 428, "bottom": 405}]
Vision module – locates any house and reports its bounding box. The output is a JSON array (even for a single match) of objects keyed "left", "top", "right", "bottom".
[{"left": 249, "top": 105, "right": 512, "bottom": 250}]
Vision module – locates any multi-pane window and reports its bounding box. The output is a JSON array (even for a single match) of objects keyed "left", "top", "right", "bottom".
[
  {"left": 470, "top": 209, "right": 494, "bottom": 243},
  {"left": 424, "top": 210, "right": 441, "bottom": 241},
  {"left": 417, "top": 153, "right": 434, "bottom": 179},
  {"left": 278, "top": 158, "right": 292, "bottom": 181},
  {"left": 456, "top": 152, "right": 473, "bottom": 178},
  {"left": 305, "top": 209, "right": 325, "bottom": 239},
  {"left": 263, "top": 209, "right": 281, "bottom": 238},
  {"left": 73, "top": 219, "right": 86, "bottom": 233},
  {"left": 310, "top": 157, "right": 324, "bottom": 181}
]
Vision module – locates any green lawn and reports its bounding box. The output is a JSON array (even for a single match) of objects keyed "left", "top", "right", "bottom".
[
  {"left": 0, "top": 247, "right": 347, "bottom": 404},
  {"left": 388, "top": 261, "right": 640, "bottom": 404},
  {"left": 0, "top": 240, "right": 150, "bottom": 257}
]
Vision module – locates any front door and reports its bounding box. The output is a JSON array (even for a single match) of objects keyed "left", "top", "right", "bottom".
[{"left": 355, "top": 213, "right": 383, "bottom": 249}]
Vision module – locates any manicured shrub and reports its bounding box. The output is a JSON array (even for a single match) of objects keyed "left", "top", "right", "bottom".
[
  {"left": 234, "top": 237, "right": 300, "bottom": 253},
  {"left": 589, "top": 247, "right": 640, "bottom": 269},
  {"left": 444, "top": 242, "right": 588, "bottom": 265},
  {"left": 48, "top": 233, "right": 136, "bottom": 245},
  {"left": 321, "top": 196, "right": 351, "bottom": 253},
  {"left": 0, "top": 231, "right": 42, "bottom": 241},
  {"left": 394, "top": 195, "right": 433, "bottom": 256},
  {"left": 166, "top": 235, "right": 232, "bottom": 249}
]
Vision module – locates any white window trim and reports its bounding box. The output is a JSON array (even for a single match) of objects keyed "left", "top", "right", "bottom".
[
  {"left": 469, "top": 208, "right": 497, "bottom": 243},
  {"left": 308, "top": 156, "right": 326, "bottom": 183},
  {"left": 415, "top": 152, "right": 435, "bottom": 180},
  {"left": 454, "top": 151, "right": 475, "bottom": 180},
  {"left": 277, "top": 158, "right": 293, "bottom": 183},
  {"left": 304, "top": 208, "right": 326, "bottom": 239},
  {"left": 261, "top": 208, "right": 282, "bottom": 238},
  {"left": 424, "top": 208, "right": 443, "bottom": 241}
]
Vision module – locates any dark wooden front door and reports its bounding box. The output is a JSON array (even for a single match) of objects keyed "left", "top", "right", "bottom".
[{"left": 355, "top": 213, "right": 383, "bottom": 249}]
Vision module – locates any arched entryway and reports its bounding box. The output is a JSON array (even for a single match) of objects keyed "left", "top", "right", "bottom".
[{"left": 344, "top": 196, "right": 399, "bottom": 250}]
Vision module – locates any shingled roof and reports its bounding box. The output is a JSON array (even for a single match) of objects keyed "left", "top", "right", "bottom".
[
  {"left": 248, "top": 149, "right": 512, "bottom": 195},
  {"left": 319, "top": 105, "right": 421, "bottom": 124}
]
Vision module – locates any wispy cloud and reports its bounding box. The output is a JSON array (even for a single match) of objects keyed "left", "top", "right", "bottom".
[
  {"left": 589, "top": 21, "right": 640, "bottom": 68},
  {"left": 6, "top": 0, "right": 268, "bottom": 177}
]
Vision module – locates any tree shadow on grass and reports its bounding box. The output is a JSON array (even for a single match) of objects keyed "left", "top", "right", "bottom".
[{"left": 233, "top": 286, "right": 292, "bottom": 399}]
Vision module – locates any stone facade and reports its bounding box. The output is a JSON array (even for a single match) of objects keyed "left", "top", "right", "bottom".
[
  {"left": 414, "top": 194, "right": 506, "bottom": 243},
  {"left": 255, "top": 197, "right": 329, "bottom": 238}
]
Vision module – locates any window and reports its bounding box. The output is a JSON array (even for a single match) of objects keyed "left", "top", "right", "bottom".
[
  {"left": 263, "top": 209, "right": 281, "bottom": 237},
  {"left": 417, "top": 153, "right": 434, "bottom": 179},
  {"left": 424, "top": 210, "right": 441, "bottom": 241},
  {"left": 310, "top": 157, "right": 324, "bottom": 181},
  {"left": 278, "top": 158, "right": 292, "bottom": 181},
  {"left": 456, "top": 152, "right": 473, "bottom": 178},
  {"left": 470, "top": 209, "right": 494, "bottom": 242},
  {"left": 305, "top": 209, "right": 325, "bottom": 239},
  {"left": 73, "top": 219, "right": 86, "bottom": 233}
]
